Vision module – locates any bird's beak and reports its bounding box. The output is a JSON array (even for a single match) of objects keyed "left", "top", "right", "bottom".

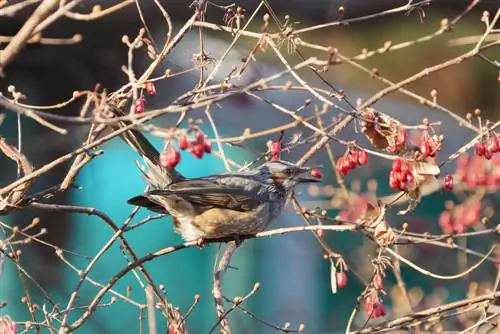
[{"left": 297, "top": 176, "right": 321, "bottom": 183}]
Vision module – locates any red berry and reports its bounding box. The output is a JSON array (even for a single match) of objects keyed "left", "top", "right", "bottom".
[
  {"left": 392, "top": 158, "right": 404, "bottom": 172},
  {"left": 487, "top": 136, "right": 499, "bottom": 153},
  {"left": 389, "top": 172, "right": 399, "bottom": 189},
  {"left": 168, "top": 325, "right": 177, "bottom": 334},
  {"left": 145, "top": 82, "right": 156, "bottom": 96},
  {"left": 347, "top": 154, "right": 358, "bottom": 169},
  {"left": 203, "top": 139, "right": 212, "bottom": 153},
  {"left": 358, "top": 149, "right": 368, "bottom": 165},
  {"left": 444, "top": 175, "right": 453, "bottom": 191},
  {"left": 398, "top": 181, "right": 407, "bottom": 191},
  {"left": 339, "top": 163, "right": 349, "bottom": 176},
  {"left": 399, "top": 161, "right": 409, "bottom": 175},
  {"left": 336, "top": 272, "right": 347, "bottom": 288},
  {"left": 341, "top": 158, "right": 351, "bottom": 175},
  {"left": 350, "top": 150, "right": 359, "bottom": 165},
  {"left": 160, "top": 147, "right": 180, "bottom": 169},
  {"left": 189, "top": 144, "right": 204, "bottom": 159},
  {"left": 271, "top": 141, "right": 281, "bottom": 159},
  {"left": 195, "top": 131, "right": 204, "bottom": 144},
  {"left": 392, "top": 171, "right": 404, "bottom": 182},
  {"left": 335, "top": 158, "right": 344, "bottom": 173},
  {"left": 371, "top": 303, "right": 386, "bottom": 318},
  {"left": 178, "top": 136, "right": 189, "bottom": 150},
  {"left": 134, "top": 97, "right": 145, "bottom": 114},
  {"left": 373, "top": 274, "right": 383, "bottom": 291},
  {"left": 311, "top": 168, "right": 323, "bottom": 179},
  {"left": 475, "top": 142, "right": 486, "bottom": 156},
  {"left": 484, "top": 149, "right": 493, "bottom": 160}
]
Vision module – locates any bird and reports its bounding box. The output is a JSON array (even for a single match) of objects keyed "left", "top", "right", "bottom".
[{"left": 107, "top": 106, "right": 320, "bottom": 241}]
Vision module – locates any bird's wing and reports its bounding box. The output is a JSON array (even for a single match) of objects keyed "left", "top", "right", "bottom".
[{"left": 149, "top": 177, "right": 263, "bottom": 212}]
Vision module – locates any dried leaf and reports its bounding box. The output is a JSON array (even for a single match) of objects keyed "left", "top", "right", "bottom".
[{"left": 330, "top": 259, "right": 337, "bottom": 294}]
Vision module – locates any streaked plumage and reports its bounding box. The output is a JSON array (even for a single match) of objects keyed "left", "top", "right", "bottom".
[{"left": 108, "top": 106, "right": 319, "bottom": 241}]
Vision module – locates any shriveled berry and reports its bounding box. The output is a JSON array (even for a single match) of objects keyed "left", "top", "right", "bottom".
[
  {"left": 336, "top": 272, "right": 347, "bottom": 288},
  {"left": 358, "top": 149, "right": 368, "bottom": 165},
  {"left": 311, "top": 168, "right": 323, "bottom": 179},
  {"left": 444, "top": 175, "right": 453, "bottom": 191},
  {"left": 145, "top": 82, "right": 156, "bottom": 96},
  {"left": 160, "top": 147, "right": 180, "bottom": 169},
  {"left": 134, "top": 97, "right": 145, "bottom": 114},
  {"left": 178, "top": 136, "right": 189, "bottom": 150}
]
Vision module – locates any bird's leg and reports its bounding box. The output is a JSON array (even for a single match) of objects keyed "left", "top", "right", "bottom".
[{"left": 195, "top": 237, "right": 206, "bottom": 249}]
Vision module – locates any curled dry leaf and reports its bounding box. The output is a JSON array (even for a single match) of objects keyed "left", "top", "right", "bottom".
[
  {"left": 359, "top": 201, "right": 395, "bottom": 246},
  {"left": 362, "top": 108, "right": 407, "bottom": 153},
  {"left": 398, "top": 157, "right": 440, "bottom": 215},
  {"left": 330, "top": 259, "right": 337, "bottom": 294}
]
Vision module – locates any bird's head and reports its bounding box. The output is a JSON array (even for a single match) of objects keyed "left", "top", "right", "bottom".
[{"left": 257, "top": 160, "right": 321, "bottom": 191}]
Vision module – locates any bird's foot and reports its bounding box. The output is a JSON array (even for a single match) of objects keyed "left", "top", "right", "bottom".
[{"left": 195, "top": 237, "right": 206, "bottom": 249}]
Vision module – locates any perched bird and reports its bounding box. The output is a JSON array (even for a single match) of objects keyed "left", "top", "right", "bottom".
[{"left": 108, "top": 107, "right": 320, "bottom": 241}]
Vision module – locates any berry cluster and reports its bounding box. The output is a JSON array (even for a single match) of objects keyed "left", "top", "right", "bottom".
[
  {"left": 364, "top": 295, "right": 386, "bottom": 319},
  {"left": 418, "top": 135, "right": 440, "bottom": 158},
  {"left": 475, "top": 136, "right": 500, "bottom": 159},
  {"left": 388, "top": 158, "right": 413, "bottom": 191},
  {"left": 438, "top": 200, "right": 481, "bottom": 234},
  {"left": 456, "top": 154, "right": 500, "bottom": 189},
  {"left": 335, "top": 149, "right": 368, "bottom": 176},
  {"left": 159, "top": 130, "right": 212, "bottom": 169},
  {"left": 179, "top": 131, "right": 212, "bottom": 159}
]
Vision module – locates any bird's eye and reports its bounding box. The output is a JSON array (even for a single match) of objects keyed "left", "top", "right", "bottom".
[{"left": 284, "top": 168, "right": 293, "bottom": 176}]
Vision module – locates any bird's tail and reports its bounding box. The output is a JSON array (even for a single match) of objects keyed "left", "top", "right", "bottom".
[{"left": 107, "top": 106, "right": 183, "bottom": 188}]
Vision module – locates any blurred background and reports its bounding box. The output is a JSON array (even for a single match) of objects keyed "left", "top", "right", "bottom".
[{"left": 1, "top": 0, "right": 500, "bottom": 333}]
